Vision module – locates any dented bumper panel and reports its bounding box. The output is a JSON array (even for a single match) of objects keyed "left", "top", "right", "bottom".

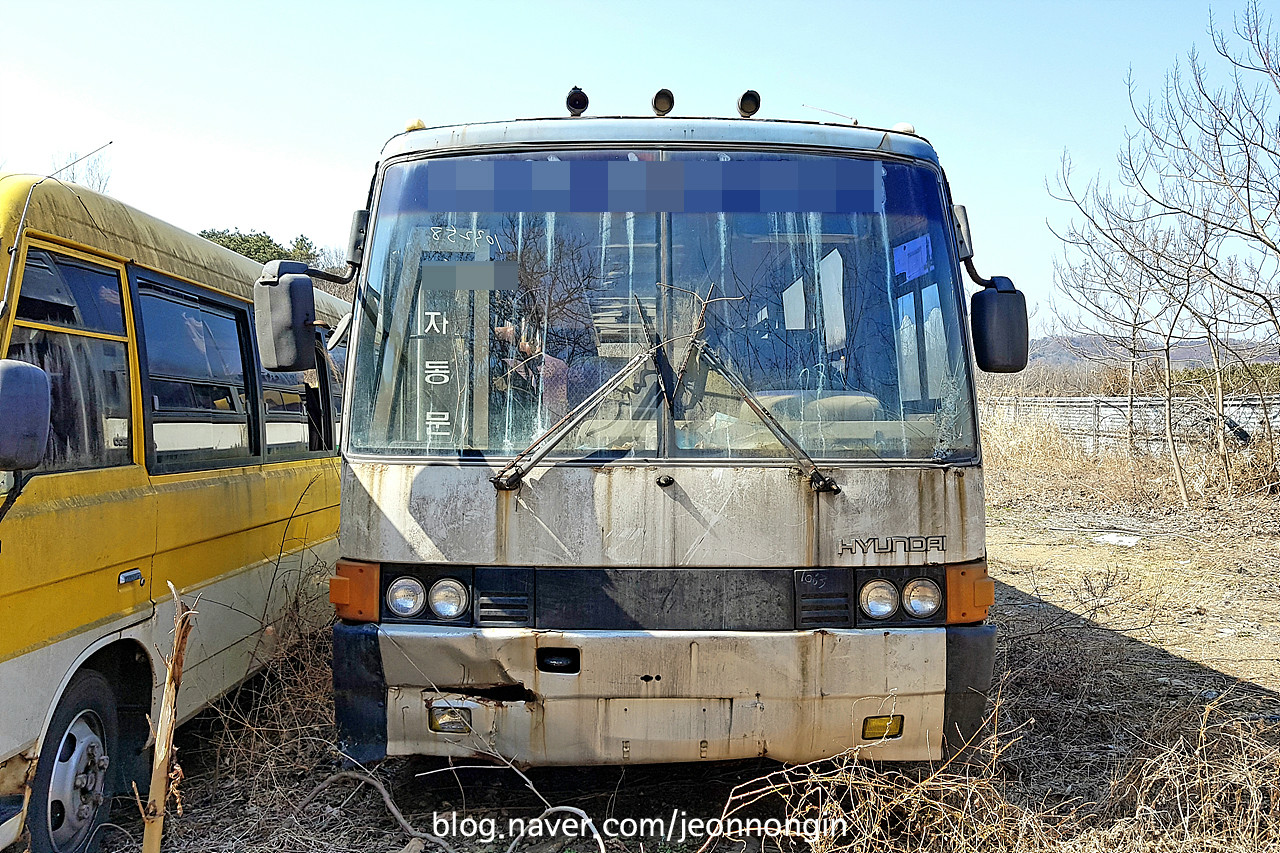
[{"left": 346, "top": 623, "right": 981, "bottom": 765}]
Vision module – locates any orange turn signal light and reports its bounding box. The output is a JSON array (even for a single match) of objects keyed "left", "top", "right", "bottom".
[
  {"left": 330, "top": 559, "right": 381, "bottom": 622},
  {"left": 946, "top": 559, "right": 994, "bottom": 624}
]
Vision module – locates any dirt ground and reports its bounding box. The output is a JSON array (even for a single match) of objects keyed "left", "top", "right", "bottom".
[
  {"left": 984, "top": 499, "right": 1280, "bottom": 814},
  {"left": 988, "top": 502, "right": 1280, "bottom": 691},
  {"left": 86, "top": 494, "right": 1280, "bottom": 853}
]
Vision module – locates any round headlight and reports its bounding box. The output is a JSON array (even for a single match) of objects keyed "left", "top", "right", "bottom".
[
  {"left": 429, "top": 578, "right": 470, "bottom": 620},
  {"left": 902, "top": 578, "right": 942, "bottom": 618},
  {"left": 386, "top": 577, "right": 426, "bottom": 618},
  {"left": 859, "top": 579, "right": 900, "bottom": 620}
]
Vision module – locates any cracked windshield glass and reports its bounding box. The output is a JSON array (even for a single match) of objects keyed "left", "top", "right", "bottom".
[{"left": 350, "top": 150, "right": 976, "bottom": 461}]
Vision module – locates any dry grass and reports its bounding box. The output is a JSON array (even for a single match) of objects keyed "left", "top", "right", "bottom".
[
  {"left": 101, "top": 627, "right": 411, "bottom": 853},
  {"left": 981, "top": 405, "right": 1280, "bottom": 513},
  {"left": 1099, "top": 703, "right": 1280, "bottom": 850},
  {"left": 699, "top": 745, "right": 1067, "bottom": 853},
  {"left": 692, "top": 700, "right": 1280, "bottom": 853},
  {"left": 980, "top": 408, "right": 1172, "bottom": 511}
]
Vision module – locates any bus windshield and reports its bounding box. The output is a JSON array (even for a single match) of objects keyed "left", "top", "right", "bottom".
[{"left": 350, "top": 150, "right": 976, "bottom": 462}]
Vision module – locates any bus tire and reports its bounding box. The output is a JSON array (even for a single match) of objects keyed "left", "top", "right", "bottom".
[{"left": 28, "top": 670, "right": 119, "bottom": 853}]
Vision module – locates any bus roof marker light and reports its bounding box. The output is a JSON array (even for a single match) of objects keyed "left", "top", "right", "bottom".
[
  {"left": 892, "top": 122, "right": 916, "bottom": 135},
  {"left": 566, "top": 87, "right": 589, "bottom": 117},
  {"left": 652, "top": 89, "right": 675, "bottom": 116},
  {"left": 737, "top": 90, "right": 761, "bottom": 118}
]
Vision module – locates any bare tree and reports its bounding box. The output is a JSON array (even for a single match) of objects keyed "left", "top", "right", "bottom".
[
  {"left": 1118, "top": 1, "right": 1280, "bottom": 334},
  {"left": 1052, "top": 165, "right": 1166, "bottom": 449},
  {"left": 1052, "top": 0, "right": 1280, "bottom": 502},
  {"left": 52, "top": 149, "right": 111, "bottom": 194}
]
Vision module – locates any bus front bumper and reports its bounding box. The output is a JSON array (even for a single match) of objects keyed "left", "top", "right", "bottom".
[{"left": 333, "top": 622, "right": 994, "bottom": 766}]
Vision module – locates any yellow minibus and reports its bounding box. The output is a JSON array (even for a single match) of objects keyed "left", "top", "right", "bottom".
[{"left": 0, "top": 174, "right": 349, "bottom": 853}]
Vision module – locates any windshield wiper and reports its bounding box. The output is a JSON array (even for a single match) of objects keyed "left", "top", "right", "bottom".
[
  {"left": 690, "top": 339, "right": 841, "bottom": 494},
  {"left": 491, "top": 312, "right": 839, "bottom": 494},
  {"left": 490, "top": 345, "right": 657, "bottom": 491}
]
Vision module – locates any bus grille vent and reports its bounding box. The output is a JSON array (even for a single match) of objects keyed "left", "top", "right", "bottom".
[
  {"left": 476, "top": 593, "right": 532, "bottom": 626},
  {"left": 798, "top": 591, "right": 852, "bottom": 627}
]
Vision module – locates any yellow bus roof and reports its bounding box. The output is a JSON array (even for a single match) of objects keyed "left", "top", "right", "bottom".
[{"left": 0, "top": 173, "right": 350, "bottom": 324}]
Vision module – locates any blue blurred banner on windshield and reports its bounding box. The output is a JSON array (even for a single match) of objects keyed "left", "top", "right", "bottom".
[{"left": 391, "top": 159, "right": 876, "bottom": 213}]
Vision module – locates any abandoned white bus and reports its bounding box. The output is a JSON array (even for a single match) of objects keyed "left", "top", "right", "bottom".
[{"left": 257, "top": 97, "right": 1028, "bottom": 766}]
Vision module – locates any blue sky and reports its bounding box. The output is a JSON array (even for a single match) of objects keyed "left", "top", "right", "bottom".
[{"left": 0, "top": 0, "right": 1249, "bottom": 324}]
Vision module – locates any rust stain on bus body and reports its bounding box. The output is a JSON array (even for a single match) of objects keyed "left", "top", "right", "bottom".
[
  {"left": 800, "top": 469, "right": 819, "bottom": 567},
  {"left": 494, "top": 487, "right": 514, "bottom": 565},
  {"left": 0, "top": 750, "right": 33, "bottom": 796}
]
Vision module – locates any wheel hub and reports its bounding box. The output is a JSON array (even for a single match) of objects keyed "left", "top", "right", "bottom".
[{"left": 46, "top": 710, "right": 110, "bottom": 850}]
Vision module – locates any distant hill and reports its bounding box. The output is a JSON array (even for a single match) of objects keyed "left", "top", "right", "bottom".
[{"left": 1028, "top": 334, "right": 1280, "bottom": 367}]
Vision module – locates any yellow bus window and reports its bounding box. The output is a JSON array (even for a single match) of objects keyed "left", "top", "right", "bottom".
[
  {"left": 138, "top": 289, "right": 255, "bottom": 469},
  {"left": 7, "top": 327, "right": 131, "bottom": 472},
  {"left": 16, "top": 249, "right": 126, "bottom": 336}
]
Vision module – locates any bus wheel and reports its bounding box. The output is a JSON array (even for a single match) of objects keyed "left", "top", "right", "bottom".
[{"left": 28, "top": 670, "right": 119, "bottom": 853}]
